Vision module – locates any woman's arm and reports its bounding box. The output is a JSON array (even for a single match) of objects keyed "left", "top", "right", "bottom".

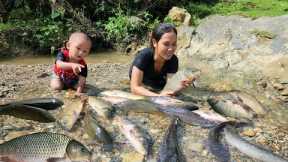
[{"left": 130, "top": 66, "right": 161, "bottom": 96}]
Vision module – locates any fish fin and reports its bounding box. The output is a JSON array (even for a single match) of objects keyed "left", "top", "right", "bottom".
[
  {"left": 46, "top": 157, "right": 68, "bottom": 162},
  {"left": 0, "top": 156, "right": 19, "bottom": 162},
  {"left": 102, "top": 143, "right": 114, "bottom": 152}
]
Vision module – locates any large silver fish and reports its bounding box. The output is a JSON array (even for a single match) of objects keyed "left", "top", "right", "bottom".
[
  {"left": 100, "top": 90, "right": 199, "bottom": 112},
  {"left": 193, "top": 110, "right": 227, "bottom": 123},
  {"left": 155, "top": 104, "right": 217, "bottom": 128},
  {"left": 101, "top": 95, "right": 160, "bottom": 113},
  {"left": 0, "top": 104, "right": 56, "bottom": 123},
  {"left": 113, "top": 116, "right": 153, "bottom": 157},
  {"left": 84, "top": 114, "right": 113, "bottom": 152},
  {"left": 99, "top": 90, "right": 145, "bottom": 100},
  {"left": 0, "top": 98, "right": 63, "bottom": 111},
  {"left": 229, "top": 90, "right": 268, "bottom": 115},
  {"left": 206, "top": 121, "right": 233, "bottom": 162},
  {"left": 207, "top": 95, "right": 256, "bottom": 119},
  {"left": 57, "top": 98, "right": 85, "bottom": 131},
  {"left": 88, "top": 96, "right": 115, "bottom": 119},
  {"left": 157, "top": 118, "right": 185, "bottom": 162},
  {"left": 148, "top": 97, "right": 216, "bottom": 128},
  {"left": 206, "top": 121, "right": 250, "bottom": 162},
  {"left": 148, "top": 96, "right": 199, "bottom": 111},
  {"left": 182, "top": 87, "right": 267, "bottom": 117},
  {"left": 0, "top": 132, "right": 92, "bottom": 162},
  {"left": 224, "top": 125, "right": 288, "bottom": 162}
]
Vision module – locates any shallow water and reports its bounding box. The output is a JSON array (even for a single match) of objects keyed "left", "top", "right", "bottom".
[
  {"left": 0, "top": 50, "right": 133, "bottom": 64},
  {"left": 0, "top": 57, "right": 287, "bottom": 161}
]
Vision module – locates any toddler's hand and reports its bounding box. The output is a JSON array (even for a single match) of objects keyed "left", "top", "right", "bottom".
[{"left": 71, "top": 63, "right": 84, "bottom": 75}]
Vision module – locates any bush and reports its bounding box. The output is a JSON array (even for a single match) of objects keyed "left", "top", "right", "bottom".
[{"left": 104, "top": 10, "right": 151, "bottom": 49}]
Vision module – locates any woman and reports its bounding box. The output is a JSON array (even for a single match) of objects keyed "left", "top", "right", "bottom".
[{"left": 129, "top": 23, "right": 192, "bottom": 96}]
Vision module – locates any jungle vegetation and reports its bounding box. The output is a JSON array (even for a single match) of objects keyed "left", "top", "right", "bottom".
[{"left": 0, "top": 0, "right": 287, "bottom": 55}]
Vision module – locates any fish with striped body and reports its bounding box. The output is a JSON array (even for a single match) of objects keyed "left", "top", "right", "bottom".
[{"left": 157, "top": 118, "right": 185, "bottom": 162}]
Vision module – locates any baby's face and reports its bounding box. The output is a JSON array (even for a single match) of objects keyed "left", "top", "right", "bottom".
[{"left": 67, "top": 39, "right": 91, "bottom": 61}]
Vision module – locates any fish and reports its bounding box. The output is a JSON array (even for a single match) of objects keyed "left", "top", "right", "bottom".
[
  {"left": 205, "top": 122, "right": 232, "bottom": 162},
  {"left": 0, "top": 104, "right": 56, "bottom": 123},
  {"left": 148, "top": 96, "right": 199, "bottom": 111},
  {"left": 101, "top": 96, "right": 160, "bottom": 113},
  {"left": 0, "top": 132, "right": 91, "bottom": 162},
  {"left": 181, "top": 87, "right": 221, "bottom": 101},
  {"left": 113, "top": 116, "right": 153, "bottom": 158},
  {"left": 84, "top": 114, "right": 113, "bottom": 152},
  {"left": 99, "top": 90, "right": 146, "bottom": 100},
  {"left": 205, "top": 121, "right": 251, "bottom": 162},
  {"left": 57, "top": 98, "right": 85, "bottom": 131},
  {"left": 207, "top": 95, "right": 256, "bottom": 119},
  {"left": 100, "top": 90, "right": 199, "bottom": 112},
  {"left": 157, "top": 118, "right": 185, "bottom": 162},
  {"left": 1, "top": 97, "right": 63, "bottom": 110},
  {"left": 88, "top": 96, "right": 115, "bottom": 119},
  {"left": 224, "top": 125, "right": 288, "bottom": 162},
  {"left": 229, "top": 90, "right": 268, "bottom": 115},
  {"left": 156, "top": 105, "right": 218, "bottom": 128},
  {"left": 163, "top": 67, "right": 201, "bottom": 93},
  {"left": 193, "top": 109, "right": 228, "bottom": 123},
  {"left": 182, "top": 87, "right": 267, "bottom": 117}
]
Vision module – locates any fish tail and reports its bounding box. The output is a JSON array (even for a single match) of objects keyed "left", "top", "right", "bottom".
[{"left": 143, "top": 138, "right": 154, "bottom": 162}]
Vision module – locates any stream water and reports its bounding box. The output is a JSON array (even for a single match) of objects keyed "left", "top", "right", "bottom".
[
  {"left": 0, "top": 50, "right": 133, "bottom": 64},
  {"left": 0, "top": 51, "right": 287, "bottom": 162}
]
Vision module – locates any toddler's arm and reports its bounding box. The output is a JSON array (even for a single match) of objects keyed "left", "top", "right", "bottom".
[
  {"left": 76, "top": 76, "right": 86, "bottom": 95},
  {"left": 56, "top": 60, "right": 84, "bottom": 75}
]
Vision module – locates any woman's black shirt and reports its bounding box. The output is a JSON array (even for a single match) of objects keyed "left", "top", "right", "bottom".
[{"left": 129, "top": 48, "right": 178, "bottom": 90}]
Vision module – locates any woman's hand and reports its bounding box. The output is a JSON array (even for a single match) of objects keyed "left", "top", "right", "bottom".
[
  {"left": 159, "top": 90, "right": 176, "bottom": 97},
  {"left": 173, "top": 74, "right": 199, "bottom": 94}
]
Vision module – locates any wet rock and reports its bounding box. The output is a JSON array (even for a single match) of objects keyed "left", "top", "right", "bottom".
[
  {"left": 121, "top": 151, "right": 143, "bottom": 162},
  {"left": 168, "top": 7, "right": 191, "bottom": 26},
  {"left": 278, "top": 96, "right": 288, "bottom": 102},
  {"left": 189, "top": 142, "right": 204, "bottom": 153},
  {"left": 273, "top": 83, "right": 285, "bottom": 91},
  {"left": 256, "top": 135, "right": 269, "bottom": 145},
  {"left": 280, "top": 88, "right": 288, "bottom": 96},
  {"left": 257, "top": 80, "right": 267, "bottom": 88},
  {"left": 241, "top": 128, "right": 256, "bottom": 137}
]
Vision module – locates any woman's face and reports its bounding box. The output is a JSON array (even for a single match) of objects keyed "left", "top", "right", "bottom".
[{"left": 153, "top": 31, "right": 177, "bottom": 61}]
